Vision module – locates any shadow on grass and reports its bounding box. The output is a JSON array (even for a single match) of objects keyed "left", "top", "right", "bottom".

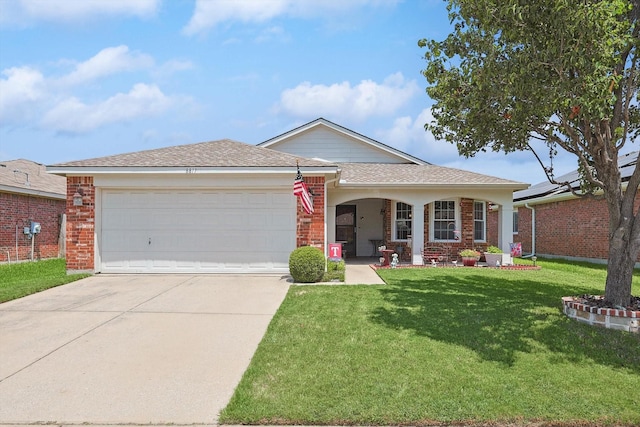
[{"left": 370, "top": 274, "right": 640, "bottom": 372}]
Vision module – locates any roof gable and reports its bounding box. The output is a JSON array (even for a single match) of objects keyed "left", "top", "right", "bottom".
[{"left": 258, "top": 118, "right": 427, "bottom": 165}]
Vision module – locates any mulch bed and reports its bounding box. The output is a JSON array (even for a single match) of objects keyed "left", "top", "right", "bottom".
[
  {"left": 371, "top": 263, "right": 540, "bottom": 271},
  {"left": 576, "top": 294, "right": 640, "bottom": 311}
]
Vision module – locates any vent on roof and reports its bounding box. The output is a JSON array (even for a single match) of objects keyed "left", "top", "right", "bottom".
[{"left": 13, "top": 169, "right": 30, "bottom": 187}]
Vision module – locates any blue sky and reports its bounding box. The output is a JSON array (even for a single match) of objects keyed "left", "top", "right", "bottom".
[{"left": 0, "top": 0, "right": 581, "bottom": 184}]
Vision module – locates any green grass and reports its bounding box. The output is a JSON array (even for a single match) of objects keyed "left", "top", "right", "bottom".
[
  {"left": 220, "top": 259, "right": 640, "bottom": 426},
  {"left": 0, "top": 258, "right": 90, "bottom": 303}
]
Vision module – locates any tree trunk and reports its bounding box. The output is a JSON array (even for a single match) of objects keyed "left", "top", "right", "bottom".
[{"left": 605, "top": 233, "right": 635, "bottom": 308}]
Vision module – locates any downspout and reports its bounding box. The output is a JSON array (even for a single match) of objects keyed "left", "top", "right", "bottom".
[
  {"left": 324, "top": 168, "right": 342, "bottom": 261},
  {"left": 524, "top": 203, "right": 536, "bottom": 257}
]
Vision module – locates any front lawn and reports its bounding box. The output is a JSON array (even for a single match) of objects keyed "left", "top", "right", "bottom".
[
  {"left": 0, "top": 258, "right": 90, "bottom": 303},
  {"left": 220, "top": 259, "right": 640, "bottom": 426}
]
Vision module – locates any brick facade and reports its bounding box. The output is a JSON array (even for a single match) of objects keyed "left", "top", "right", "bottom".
[
  {"left": 0, "top": 192, "right": 65, "bottom": 262},
  {"left": 383, "top": 197, "right": 490, "bottom": 262},
  {"left": 65, "top": 177, "right": 95, "bottom": 273},
  {"left": 488, "top": 192, "right": 640, "bottom": 262},
  {"left": 296, "top": 176, "right": 325, "bottom": 251}
]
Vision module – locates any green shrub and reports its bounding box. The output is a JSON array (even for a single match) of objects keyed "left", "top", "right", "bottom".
[
  {"left": 323, "top": 260, "right": 345, "bottom": 282},
  {"left": 289, "top": 246, "right": 326, "bottom": 283},
  {"left": 485, "top": 245, "right": 503, "bottom": 253},
  {"left": 460, "top": 249, "right": 481, "bottom": 258}
]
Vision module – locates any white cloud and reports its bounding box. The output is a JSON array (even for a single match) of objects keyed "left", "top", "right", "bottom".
[
  {"left": 0, "top": 66, "right": 45, "bottom": 125},
  {"left": 277, "top": 72, "right": 418, "bottom": 122},
  {"left": 183, "top": 0, "right": 398, "bottom": 35},
  {"left": 0, "top": 0, "right": 160, "bottom": 26},
  {"left": 58, "top": 46, "right": 154, "bottom": 86},
  {"left": 0, "top": 47, "right": 191, "bottom": 133},
  {"left": 41, "top": 83, "right": 171, "bottom": 133},
  {"left": 184, "top": 0, "right": 289, "bottom": 35},
  {"left": 375, "top": 109, "right": 570, "bottom": 183},
  {"left": 376, "top": 108, "right": 459, "bottom": 161}
]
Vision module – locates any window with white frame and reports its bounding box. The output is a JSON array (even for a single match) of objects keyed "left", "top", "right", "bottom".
[
  {"left": 473, "top": 201, "right": 486, "bottom": 241},
  {"left": 513, "top": 209, "right": 519, "bottom": 234},
  {"left": 432, "top": 200, "right": 457, "bottom": 240},
  {"left": 394, "top": 202, "right": 412, "bottom": 240}
]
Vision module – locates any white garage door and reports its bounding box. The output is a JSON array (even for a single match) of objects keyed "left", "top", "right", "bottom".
[{"left": 100, "top": 189, "right": 296, "bottom": 273}]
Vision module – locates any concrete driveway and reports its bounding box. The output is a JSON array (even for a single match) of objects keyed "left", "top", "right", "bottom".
[{"left": 0, "top": 274, "right": 290, "bottom": 425}]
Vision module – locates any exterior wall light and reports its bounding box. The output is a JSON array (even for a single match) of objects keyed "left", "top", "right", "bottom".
[{"left": 73, "top": 187, "right": 84, "bottom": 206}]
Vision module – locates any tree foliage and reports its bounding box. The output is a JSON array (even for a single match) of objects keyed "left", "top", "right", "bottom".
[{"left": 420, "top": 0, "right": 639, "bottom": 306}]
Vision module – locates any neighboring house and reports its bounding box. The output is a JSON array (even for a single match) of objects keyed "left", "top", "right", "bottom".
[
  {"left": 47, "top": 118, "right": 527, "bottom": 274},
  {"left": 0, "top": 159, "right": 67, "bottom": 262},
  {"left": 489, "top": 151, "right": 639, "bottom": 263}
]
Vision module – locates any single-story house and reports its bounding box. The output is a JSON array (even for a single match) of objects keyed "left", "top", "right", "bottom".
[
  {"left": 490, "top": 151, "right": 639, "bottom": 263},
  {"left": 1, "top": 159, "right": 67, "bottom": 262},
  {"left": 47, "top": 118, "right": 527, "bottom": 274}
]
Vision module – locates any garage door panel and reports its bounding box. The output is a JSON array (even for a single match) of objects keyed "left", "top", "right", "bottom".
[{"left": 100, "top": 189, "right": 296, "bottom": 273}]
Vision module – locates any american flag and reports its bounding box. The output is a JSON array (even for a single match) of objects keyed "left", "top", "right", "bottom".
[{"left": 293, "top": 163, "right": 314, "bottom": 214}]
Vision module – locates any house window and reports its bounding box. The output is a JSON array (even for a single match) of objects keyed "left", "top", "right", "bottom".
[
  {"left": 433, "top": 200, "right": 457, "bottom": 240},
  {"left": 474, "top": 201, "right": 486, "bottom": 241},
  {"left": 513, "top": 209, "right": 519, "bottom": 234},
  {"left": 393, "top": 202, "right": 412, "bottom": 240}
]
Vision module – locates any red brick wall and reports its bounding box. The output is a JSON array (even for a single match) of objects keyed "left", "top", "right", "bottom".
[
  {"left": 296, "top": 176, "right": 325, "bottom": 252},
  {"left": 488, "top": 192, "right": 640, "bottom": 261},
  {"left": 66, "top": 177, "right": 95, "bottom": 272},
  {"left": 0, "top": 192, "right": 65, "bottom": 262},
  {"left": 381, "top": 198, "right": 485, "bottom": 262}
]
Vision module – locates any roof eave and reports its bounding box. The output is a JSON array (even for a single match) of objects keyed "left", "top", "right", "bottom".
[
  {"left": 0, "top": 184, "right": 66, "bottom": 200},
  {"left": 46, "top": 166, "right": 339, "bottom": 176},
  {"left": 338, "top": 182, "right": 529, "bottom": 190}
]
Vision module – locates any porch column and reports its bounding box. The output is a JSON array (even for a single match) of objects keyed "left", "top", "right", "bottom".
[
  {"left": 326, "top": 204, "right": 336, "bottom": 258},
  {"left": 412, "top": 202, "right": 424, "bottom": 265},
  {"left": 499, "top": 204, "right": 514, "bottom": 252}
]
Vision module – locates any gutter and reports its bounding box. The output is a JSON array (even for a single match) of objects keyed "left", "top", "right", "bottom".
[
  {"left": 0, "top": 184, "right": 66, "bottom": 200},
  {"left": 46, "top": 166, "right": 339, "bottom": 175}
]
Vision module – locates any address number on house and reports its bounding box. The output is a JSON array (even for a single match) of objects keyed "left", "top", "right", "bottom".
[{"left": 185, "top": 168, "right": 198, "bottom": 174}]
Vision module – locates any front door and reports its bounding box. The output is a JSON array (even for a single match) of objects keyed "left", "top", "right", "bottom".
[{"left": 336, "top": 205, "right": 356, "bottom": 258}]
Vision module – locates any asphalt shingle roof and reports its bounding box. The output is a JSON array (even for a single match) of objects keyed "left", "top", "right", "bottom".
[
  {"left": 0, "top": 159, "right": 66, "bottom": 197},
  {"left": 50, "top": 139, "right": 334, "bottom": 168},
  {"left": 338, "top": 163, "right": 526, "bottom": 186}
]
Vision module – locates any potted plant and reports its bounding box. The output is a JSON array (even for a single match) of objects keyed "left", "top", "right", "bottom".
[
  {"left": 484, "top": 245, "right": 503, "bottom": 267},
  {"left": 459, "top": 249, "right": 480, "bottom": 266}
]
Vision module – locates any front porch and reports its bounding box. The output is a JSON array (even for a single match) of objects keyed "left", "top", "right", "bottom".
[{"left": 326, "top": 190, "right": 516, "bottom": 266}]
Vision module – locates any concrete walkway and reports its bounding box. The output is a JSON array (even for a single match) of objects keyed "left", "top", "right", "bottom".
[
  {"left": 0, "top": 274, "right": 289, "bottom": 425},
  {"left": 344, "top": 260, "right": 386, "bottom": 285}
]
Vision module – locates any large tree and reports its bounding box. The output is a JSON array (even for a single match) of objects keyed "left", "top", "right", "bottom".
[{"left": 420, "top": 0, "right": 639, "bottom": 307}]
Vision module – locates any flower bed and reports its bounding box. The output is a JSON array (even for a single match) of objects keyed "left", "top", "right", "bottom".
[
  {"left": 562, "top": 295, "right": 639, "bottom": 334},
  {"left": 371, "top": 263, "right": 540, "bottom": 270}
]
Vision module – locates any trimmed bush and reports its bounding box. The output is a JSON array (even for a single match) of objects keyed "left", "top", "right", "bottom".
[
  {"left": 323, "top": 260, "right": 345, "bottom": 282},
  {"left": 289, "top": 246, "right": 326, "bottom": 283}
]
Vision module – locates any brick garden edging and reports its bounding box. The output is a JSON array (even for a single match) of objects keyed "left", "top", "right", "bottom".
[
  {"left": 562, "top": 296, "right": 639, "bottom": 334},
  {"left": 371, "top": 263, "right": 541, "bottom": 271}
]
